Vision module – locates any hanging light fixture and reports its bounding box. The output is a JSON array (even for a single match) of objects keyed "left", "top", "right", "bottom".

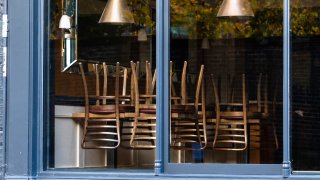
[
  {"left": 201, "top": 38, "right": 210, "bottom": 49},
  {"left": 217, "top": 0, "right": 254, "bottom": 17},
  {"left": 99, "top": 0, "right": 135, "bottom": 24},
  {"left": 137, "top": 28, "right": 148, "bottom": 41},
  {"left": 59, "top": 14, "right": 71, "bottom": 29}
]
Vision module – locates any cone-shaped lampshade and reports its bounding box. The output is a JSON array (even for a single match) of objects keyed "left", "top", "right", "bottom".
[
  {"left": 59, "top": 14, "right": 71, "bottom": 29},
  {"left": 201, "top": 38, "right": 209, "bottom": 49},
  {"left": 217, "top": 0, "right": 254, "bottom": 17},
  {"left": 138, "top": 28, "right": 147, "bottom": 41},
  {"left": 99, "top": 0, "right": 135, "bottom": 24}
]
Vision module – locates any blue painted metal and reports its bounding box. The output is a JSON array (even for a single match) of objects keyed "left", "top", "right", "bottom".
[
  {"left": 155, "top": 0, "right": 164, "bottom": 175},
  {"left": 162, "top": 0, "right": 283, "bottom": 175},
  {"left": 282, "top": 0, "right": 292, "bottom": 177},
  {"left": 0, "top": 0, "right": 8, "bottom": 178},
  {"left": 6, "top": 0, "right": 31, "bottom": 176},
  {"left": 30, "top": 0, "right": 40, "bottom": 176},
  {"left": 3, "top": 0, "right": 308, "bottom": 178},
  {"left": 166, "top": 164, "right": 282, "bottom": 175},
  {"left": 161, "top": 0, "right": 170, "bottom": 174},
  {"left": 163, "top": 0, "right": 171, "bottom": 173},
  {"left": 34, "top": 0, "right": 47, "bottom": 174}
]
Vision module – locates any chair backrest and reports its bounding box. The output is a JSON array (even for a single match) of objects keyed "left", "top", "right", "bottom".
[
  {"left": 194, "top": 65, "right": 205, "bottom": 112},
  {"left": 130, "top": 61, "right": 139, "bottom": 105},
  {"left": 146, "top": 61, "right": 156, "bottom": 103},
  {"left": 195, "top": 65, "right": 207, "bottom": 149},
  {"left": 260, "top": 73, "right": 279, "bottom": 150},
  {"left": 79, "top": 62, "right": 124, "bottom": 149},
  {"left": 170, "top": 61, "right": 188, "bottom": 105},
  {"left": 93, "top": 62, "right": 121, "bottom": 105},
  {"left": 255, "top": 73, "right": 268, "bottom": 113},
  {"left": 227, "top": 74, "right": 235, "bottom": 103},
  {"left": 211, "top": 73, "right": 247, "bottom": 151},
  {"left": 170, "top": 64, "right": 207, "bottom": 150},
  {"left": 129, "top": 61, "right": 157, "bottom": 149},
  {"left": 181, "top": 61, "right": 188, "bottom": 104},
  {"left": 131, "top": 62, "right": 140, "bottom": 114}
]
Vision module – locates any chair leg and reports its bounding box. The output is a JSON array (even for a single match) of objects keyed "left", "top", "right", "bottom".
[{"left": 272, "top": 123, "right": 279, "bottom": 150}]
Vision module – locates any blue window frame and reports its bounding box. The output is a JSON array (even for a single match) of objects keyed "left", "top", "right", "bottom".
[
  {"left": 157, "top": 0, "right": 286, "bottom": 176},
  {"left": 7, "top": 0, "right": 320, "bottom": 179}
]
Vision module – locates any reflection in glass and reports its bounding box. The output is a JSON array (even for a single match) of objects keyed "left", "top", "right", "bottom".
[
  {"left": 59, "top": 0, "right": 77, "bottom": 72},
  {"left": 217, "top": 0, "right": 254, "bottom": 17},
  {"left": 291, "top": 0, "right": 320, "bottom": 171},
  {"left": 169, "top": 0, "right": 283, "bottom": 164},
  {"left": 98, "top": 0, "right": 135, "bottom": 24},
  {"left": 48, "top": 0, "right": 156, "bottom": 169}
]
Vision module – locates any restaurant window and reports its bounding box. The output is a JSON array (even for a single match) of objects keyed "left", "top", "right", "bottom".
[
  {"left": 291, "top": 0, "right": 320, "bottom": 171},
  {"left": 46, "top": 0, "right": 285, "bottom": 173},
  {"left": 169, "top": 0, "right": 283, "bottom": 164},
  {"left": 47, "top": 0, "right": 157, "bottom": 169}
]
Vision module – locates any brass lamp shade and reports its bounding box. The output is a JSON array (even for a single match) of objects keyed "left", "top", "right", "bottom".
[
  {"left": 99, "top": 0, "right": 135, "bottom": 24},
  {"left": 217, "top": 0, "right": 254, "bottom": 17}
]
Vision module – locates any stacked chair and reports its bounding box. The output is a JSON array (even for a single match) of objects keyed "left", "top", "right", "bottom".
[
  {"left": 79, "top": 61, "right": 157, "bottom": 150},
  {"left": 249, "top": 73, "right": 279, "bottom": 151},
  {"left": 209, "top": 74, "right": 248, "bottom": 151},
  {"left": 77, "top": 60, "right": 278, "bottom": 164},
  {"left": 129, "top": 61, "right": 157, "bottom": 149},
  {"left": 79, "top": 62, "right": 131, "bottom": 149},
  {"left": 170, "top": 61, "right": 207, "bottom": 150}
]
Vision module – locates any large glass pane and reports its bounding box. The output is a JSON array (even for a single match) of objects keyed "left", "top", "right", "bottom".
[
  {"left": 47, "top": 0, "right": 156, "bottom": 169},
  {"left": 291, "top": 0, "right": 320, "bottom": 171},
  {"left": 169, "top": 0, "right": 283, "bottom": 164}
]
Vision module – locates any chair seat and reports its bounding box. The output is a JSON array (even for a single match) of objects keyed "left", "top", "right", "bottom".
[
  {"left": 220, "top": 111, "right": 245, "bottom": 119},
  {"left": 140, "top": 109, "right": 156, "bottom": 113},
  {"left": 171, "top": 104, "right": 195, "bottom": 113},
  {"left": 247, "top": 111, "right": 270, "bottom": 119},
  {"left": 90, "top": 105, "right": 134, "bottom": 114},
  {"left": 139, "top": 104, "right": 157, "bottom": 113}
]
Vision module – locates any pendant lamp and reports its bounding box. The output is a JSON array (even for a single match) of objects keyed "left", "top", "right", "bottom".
[
  {"left": 99, "top": 0, "right": 135, "bottom": 24},
  {"left": 217, "top": 0, "right": 254, "bottom": 17},
  {"left": 138, "top": 28, "right": 148, "bottom": 41},
  {"left": 59, "top": 14, "right": 71, "bottom": 29},
  {"left": 201, "top": 38, "right": 210, "bottom": 49}
]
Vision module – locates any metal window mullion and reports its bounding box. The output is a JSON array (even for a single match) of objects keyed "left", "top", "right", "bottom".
[
  {"left": 282, "top": 0, "right": 291, "bottom": 177},
  {"left": 155, "top": 0, "right": 170, "bottom": 175},
  {"left": 35, "top": 0, "right": 46, "bottom": 174},
  {"left": 163, "top": 0, "right": 170, "bottom": 173},
  {"left": 155, "top": 0, "right": 165, "bottom": 175},
  {"left": 1, "top": 0, "right": 8, "bottom": 177}
]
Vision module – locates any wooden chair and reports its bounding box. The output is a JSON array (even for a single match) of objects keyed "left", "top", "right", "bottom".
[
  {"left": 210, "top": 74, "right": 247, "bottom": 151},
  {"left": 170, "top": 61, "right": 187, "bottom": 146},
  {"left": 119, "top": 62, "right": 138, "bottom": 149},
  {"left": 170, "top": 63, "right": 207, "bottom": 150},
  {"left": 226, "top": 74, "right": 235, "bottom": 104},
  {"left": 249, "top": 73, "right": 279, "bottom": 150},
  {"left": 270, "top": 77, "right": 279, "bottom": 150},
  {"left": 129, "top": 61, "right": 157, "bottom": 149},
  {"left": 170, "top": 61, "right": 188, "bottom": 106},
  {"left": 247, "top": 73, "right": 264, "bottom": 150},
  {"left": 79, "top": 62, "right": 130, "bottom": 149}
]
